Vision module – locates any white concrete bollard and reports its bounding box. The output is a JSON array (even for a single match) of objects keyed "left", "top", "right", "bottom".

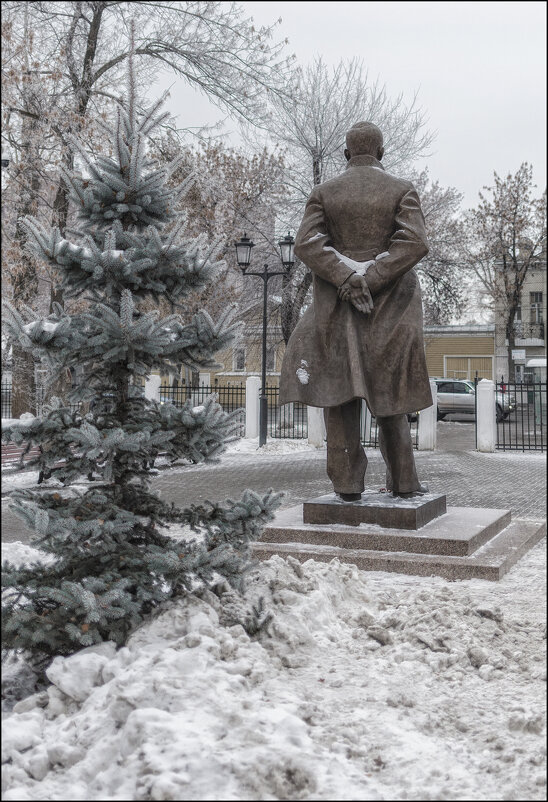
[
  {"left": 307, "top": 406, "right": 326, "bottom": 447},
  {"left": 476, "top": 379, "right": 496, "bottom": 452},
  {"left": 245, "top": 376, "right": 261, "bottom": 439},
  {"left": 144, "top": 374, "right": 161, "bottom": 401},
  {"left": 418, "top": 380, "right": 438, "bottom": 451}
]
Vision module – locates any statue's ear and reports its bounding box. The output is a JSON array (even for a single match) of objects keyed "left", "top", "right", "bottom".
[
  {"left": 377, "top": 146, "right": 385, "bottom": 161},
  {"left": 344, "top": 148, "right": 351, "bottom": 161}
]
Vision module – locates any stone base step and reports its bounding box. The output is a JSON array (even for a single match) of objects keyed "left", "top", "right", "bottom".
[
  {"left": 252, "top": 519, "right": 546, "bottom": 582},
  {"left": 303, "top": 491, "right": 447, "bottom": 530},
  {"left": 261, "top": 504, "right": 511, "bottom": 557}
]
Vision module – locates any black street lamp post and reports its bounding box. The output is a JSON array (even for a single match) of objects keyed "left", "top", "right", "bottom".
[{"left": 235, "top": 232, "right": 295, "bottom": 446}]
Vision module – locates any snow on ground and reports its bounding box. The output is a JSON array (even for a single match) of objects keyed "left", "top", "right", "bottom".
[
  {"left": 225, "top": 437, "right": 318, "bottom": 456},
  {"left": 1, "top": 471, "right": 43, "bottom": 493},
  {"left": 1, "top": 537, "right": 546, "bottom": 801}
]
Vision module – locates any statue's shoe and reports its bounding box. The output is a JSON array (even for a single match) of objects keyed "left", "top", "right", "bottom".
[
  {"left": 392, "top": 484, "right": 429, "bottom": 499},
  {"left": 338, "top": 492, "right": 362, "bottom": 502}
]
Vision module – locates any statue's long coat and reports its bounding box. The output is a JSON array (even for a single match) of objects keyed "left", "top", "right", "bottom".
[{"left": 279, "top": 154, "right": 433, "bottom": 417}]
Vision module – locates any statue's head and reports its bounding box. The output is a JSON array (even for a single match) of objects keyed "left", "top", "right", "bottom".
[{"left": 344, "top": 122, "right": 384, "bottom": 162}]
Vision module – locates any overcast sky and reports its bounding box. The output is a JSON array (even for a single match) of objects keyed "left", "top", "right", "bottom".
[{"left": 157, "top": 1, "right": 546, "bottom": 209}]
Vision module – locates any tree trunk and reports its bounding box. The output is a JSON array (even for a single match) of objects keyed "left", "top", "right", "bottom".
[
  {"left": 11, "top": 349, "right": 37, "bottom": 419},
  {"left": 44, "top": 158, "right": 75, "bottom": 407},
  {"left": 279, "top": 152, "right": 323, "bottom": 344},
  {"left": 10, "top": 112, "right": 40, "bottom": 417},
  {"left": 312, "top": 153, "right": 321, "bottom": 186},
  {"left": 506, "top": 309, "right": 517, "bottom": 383}
]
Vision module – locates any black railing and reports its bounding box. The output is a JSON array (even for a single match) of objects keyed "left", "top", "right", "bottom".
[
  {"left": 1, "top": 383, "right": 11, "bottom": 418},
  {"left": 496, "top": 380, "right": 546, "bottom": 451},
  {"left": 1, "top": 384, "right": 46, "bottom": 418},
  {"left": 264, "top": 385, "right": 308, "bottom": 439},
  {"left": 512, "top": 322, "right": 545, "bottom": 340},
  {"left": 360, "top": 407, "right": 419, "bottom": 450},
  {"left": 1, "top": 385, "right": 84, "bottom": 419},
  {"left": 263, "top": 387, "right": 418, "bottom": 447},
  {"left": 160, "top": 381, "right": 246, "bottom": 437},
  {"left": 2, "top": 378, "right": 421, "bottom": 450}
]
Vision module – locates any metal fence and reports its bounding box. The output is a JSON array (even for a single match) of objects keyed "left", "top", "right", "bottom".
[
  {"left": 361, "top": 409, "right": 419, "bottom": 450},
  {"left": 264, "top": 386, "right": 308, "bottom": 439},
  {"left": 1, "top": 383, "right": 46, "bottom": 418},
  {"left": 263, "top": 386, "right": 418, "bottom": 448},
  {"left": 1, "top": 383, "right": 11, "bottom": 418},
  {"left": 160, "top": 381, "right": 246, "bottom": 437},
  {"left": 496, "top": 380, "right": 546, "bottom": 451},
  {"left": 2, "top": 378, "right": 420, "bottom": 450}
]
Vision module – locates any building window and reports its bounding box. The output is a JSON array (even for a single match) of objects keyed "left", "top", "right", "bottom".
[
  {"left": 233, "top": 347, "right": 245, "bottom": 371},
  {"left": 530, "top": 292, "right": 543, "bottom": 323},
  {"left": 266, "top": 346, "right": 276, "bottom": 372}
]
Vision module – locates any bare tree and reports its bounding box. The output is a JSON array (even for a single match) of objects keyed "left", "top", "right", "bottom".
[
  {"left": 246, "top": 57, "right": 434, "bottom": 343},
  {"left": 149, "top": 136, "right": 289, "bottom": 379},
  {"left": 411, "top": 170, "right": 465, "bottom": 324},
  {"left": 462, "top": 163, "right": 546, "bottom": 380},
  {"left": 2, "top": 5, "right": 57, "bottom": 414},
  {"left": 2, "top": 1, "right": 295, "bottom": 406}
]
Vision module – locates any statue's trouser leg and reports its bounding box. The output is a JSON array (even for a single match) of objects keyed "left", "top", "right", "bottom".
[
  {"left": 377, "top": 414, "right": 421, "bottom": 494},
  {"left": 323, "top": 399, "right": 367, "bottom": 494}
]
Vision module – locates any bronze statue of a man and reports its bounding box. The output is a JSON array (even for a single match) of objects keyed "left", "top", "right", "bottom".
[{"left": 279, "top": 121, "right": 432, "bottom": 500}]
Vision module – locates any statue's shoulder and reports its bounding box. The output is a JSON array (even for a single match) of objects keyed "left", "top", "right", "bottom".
[{"left": 379, "top": 170, "right": 414, "bottom": 191}]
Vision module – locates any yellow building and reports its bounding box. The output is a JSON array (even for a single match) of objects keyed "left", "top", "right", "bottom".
[
  {"left": 158, "top": 323, "right": 497, "bottom": 389},
  {"left": 424, "top": 324, "right": 495, "bottom": 380}
]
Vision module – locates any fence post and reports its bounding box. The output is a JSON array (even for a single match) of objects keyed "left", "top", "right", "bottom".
[
  {"left": 418, "top": 380, "right": 437, "bottom": 451},
  {"left": 307, "top": 406, "right": 326, "bottom": 447},
  {"left": 144, "top": 374, "right": 161, "bottom": 401},
  {"left": 245, "top": 376, "right": 260, "bottom": 439},
  {"left": 476, "top": 379, "right": 496, "bottom": 452}
]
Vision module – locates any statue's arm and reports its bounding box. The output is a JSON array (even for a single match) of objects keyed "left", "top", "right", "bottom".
[
  {"left": 363, "top": 186, "right": 429, "bottom": 296},
  {"left": 293, "top": 187, "right": 356, "bottom": 288}
]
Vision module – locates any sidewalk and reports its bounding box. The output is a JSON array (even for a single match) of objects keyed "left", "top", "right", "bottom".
[{"left": 2, "top": 421, "right": 545, "bottom": 545}]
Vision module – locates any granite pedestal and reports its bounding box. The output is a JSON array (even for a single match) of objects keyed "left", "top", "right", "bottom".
[
  {"left": 303, "top": 491, "right": 446, "bottom": 530},
  {"left": 252, "top": 489, "right": 546, "bottom": 581}
]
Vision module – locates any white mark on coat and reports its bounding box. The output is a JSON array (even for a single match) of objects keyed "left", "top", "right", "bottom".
[
  {"left": 323, "top": 246, "right": 391, "bottom": 276},
  {"left": 305, "top": 232, "right": 325, "bottom": 244},
  {"left": 296, "top": 360, "right": 310, "bottom": 385},
  {"left": 323, "top": 246, "right": 375, "bottom": 276}
]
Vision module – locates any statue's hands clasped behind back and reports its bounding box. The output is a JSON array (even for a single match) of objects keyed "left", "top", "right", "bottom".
[{"left": 338, "top": 273, "right": 374, "bottom": 315}]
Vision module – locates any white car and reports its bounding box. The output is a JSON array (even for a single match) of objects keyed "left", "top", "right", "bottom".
[{"left": 434, "top": 378, "right": 516, "bottom": 422}]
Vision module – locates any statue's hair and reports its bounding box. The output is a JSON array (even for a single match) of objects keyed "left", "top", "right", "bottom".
[{"left": 346, "top": 122, "right": 383, "bottom": 156}]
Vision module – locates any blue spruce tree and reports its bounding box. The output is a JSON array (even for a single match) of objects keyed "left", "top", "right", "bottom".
[{"left": 2, "top": 55, "right": 281, "bottom": 660}]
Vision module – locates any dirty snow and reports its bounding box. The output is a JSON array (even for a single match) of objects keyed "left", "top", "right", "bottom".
[
  {"left": 225, "top": 437, "right": 316, "bottom": 456},
  {"left": 1, "top": 535, "right": 546, "bottom": 801}
]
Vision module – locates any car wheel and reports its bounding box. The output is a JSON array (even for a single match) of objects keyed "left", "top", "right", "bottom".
[
  {"left": 437, "top": 408, "right": 446, "bottom": 421},
  {"left": 496, "top": 404, "right": 504, "bottom": 423}
]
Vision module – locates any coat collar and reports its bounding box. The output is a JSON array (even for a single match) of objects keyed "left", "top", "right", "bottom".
[{"left": 346, "top": 154, "right": 385, "bottom": 171}]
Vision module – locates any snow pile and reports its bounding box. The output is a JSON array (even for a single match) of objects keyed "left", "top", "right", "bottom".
[
  {"left": 225, "top": 437, "right": 316, "bottom": 456},
  {"left": 1, "top": 540, "right": 546, "bottom": 801}
]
